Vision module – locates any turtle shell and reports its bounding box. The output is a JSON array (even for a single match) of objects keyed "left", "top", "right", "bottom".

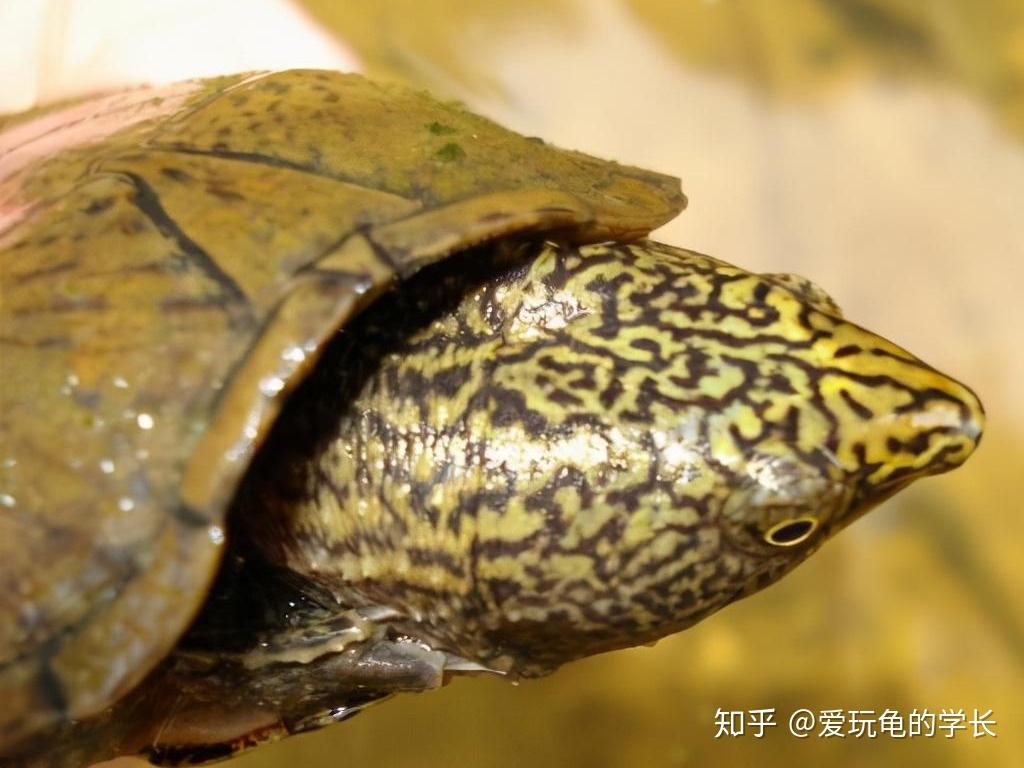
[{"left": 0, "top": 69, "right": 684, "bottom": 748}]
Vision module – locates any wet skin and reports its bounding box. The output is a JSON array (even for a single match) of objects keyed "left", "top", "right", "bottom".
[{"left": 244, "top": 238, "right": 984, "bottom": 675}]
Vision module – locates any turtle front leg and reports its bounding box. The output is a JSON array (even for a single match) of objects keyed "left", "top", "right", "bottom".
[
  {"left": 137, "top": 629, "right": 457, "bottom": 764},
  {"left": 9, "top": 618, "right": 468, "bottom": 768},
  {"left": 8, "top": 550, "right": 496, "bottom": 768}
]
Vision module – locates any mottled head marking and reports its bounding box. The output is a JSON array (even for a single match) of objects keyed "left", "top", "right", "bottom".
[{"left": 247, "top": 239, "right": 983, "bottom": 675}]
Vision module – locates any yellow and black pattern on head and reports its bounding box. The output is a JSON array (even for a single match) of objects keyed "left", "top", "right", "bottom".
[{"left": 244, "top": 240, "right": 982, "bottom": 674}]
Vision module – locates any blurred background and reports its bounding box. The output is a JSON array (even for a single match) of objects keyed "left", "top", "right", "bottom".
[{"left": 3, "top": 0, "right": 1022, "bottom": 766}]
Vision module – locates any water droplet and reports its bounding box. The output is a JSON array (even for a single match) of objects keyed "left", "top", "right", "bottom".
[
  {"left": 208, "top": 525, "right": 225, "bottom": 545},
  {"left": 118, "top": 497, "right": 135, "bottom": 512},
  {"left": 282, "top": 345, "right": 306, "bottom": 363},
  {"left": 259, "top": 376, "right": 285, "bottom": 396},
  {"left": 136, "top": 413, "right": 154, "bottom": 430},
  {"left": 226, "top": 442, "right": 249, "bottom": 462},
  {"left": 0, "top": 493, "right": 16, "bottom": 508},
  {"left": 100, "top": 458, "right": 115, "bottom": 474},
  {"left": 240, "top": 411, "right": 261, "bottom": 444},
  {"left": 112, "top": 376, "right": 129, "bottom": 389}
]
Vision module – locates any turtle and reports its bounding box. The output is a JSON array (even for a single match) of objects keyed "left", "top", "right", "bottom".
[{"left": 0, "top": 69, "right": 983, "bottom": 766}]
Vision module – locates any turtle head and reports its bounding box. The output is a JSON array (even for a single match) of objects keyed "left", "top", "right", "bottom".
[
  {"left": 458, "top": 242, "right": 983, "bottom": 673},
  {"left": 252, "top": 239, "right": 982, "bottom": 678},
  {"left": 708, "top": 269, "right": 984, "bottom": 594}
]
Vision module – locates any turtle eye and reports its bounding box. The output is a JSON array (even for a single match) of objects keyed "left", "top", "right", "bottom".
[{"left": 763, "top": 516, "right": 818, "bottom": 547}]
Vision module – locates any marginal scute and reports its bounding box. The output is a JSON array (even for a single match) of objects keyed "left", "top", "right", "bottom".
[
  {"left": 0, "top": 68, "right": 685, "bottom": 751},
  {"left": 368, "top": 189, "right": 595, "bottom": 275},
  {"left": 180, "top": 267, "right": 380, "bottom": 515}
]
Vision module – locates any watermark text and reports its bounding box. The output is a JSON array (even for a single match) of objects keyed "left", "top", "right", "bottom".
[{"left": 713, "top": 707, "right": 997, "bottom": 739}]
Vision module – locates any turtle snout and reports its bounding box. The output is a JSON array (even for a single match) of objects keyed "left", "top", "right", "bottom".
[
  {"left": 840, "top": 361, "right": 984, "bottom": 513},
  {"left": 905, "top": 380, "right": 984, "bottom": 474},
  {"left": 881, "top": 376, "right": 982, "bottom": 478}
]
